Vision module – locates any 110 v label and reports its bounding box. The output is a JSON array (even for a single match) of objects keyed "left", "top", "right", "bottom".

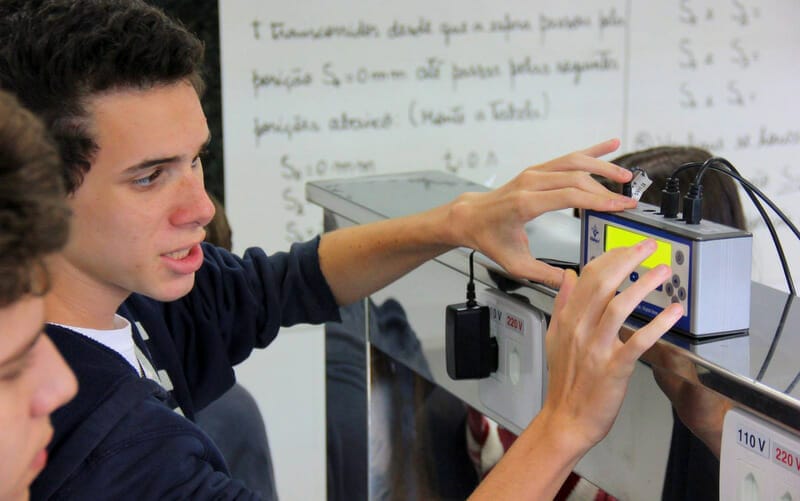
[
  {"left": 737, "top": 425, "right": 770, "bottom": 458},
  {"left": 736, "top": 423, "right": 800, "bottom": 477}
]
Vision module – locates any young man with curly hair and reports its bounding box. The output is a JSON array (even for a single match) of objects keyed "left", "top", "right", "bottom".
[{"left": 0, "top": 89, "right": 78, "bottom": 500}]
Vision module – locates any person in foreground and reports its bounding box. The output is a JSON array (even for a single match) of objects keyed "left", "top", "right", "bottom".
[
  {"left": 0, "top": 89, "right": 78, "bottom": 500},
  {"left": 0, "top": 1, "right": 679, "bottom": 498}
]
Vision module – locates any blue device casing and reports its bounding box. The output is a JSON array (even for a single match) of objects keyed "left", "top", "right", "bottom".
[{"left": 580, "top": 203, "right": 752, "bottom": 337}]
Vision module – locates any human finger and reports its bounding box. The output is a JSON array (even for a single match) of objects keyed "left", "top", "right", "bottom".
[
  {"left": 564, "top": 240, "right": 658, "bottom": 322},
  {"left": 515, "top": 188, "right": 635, "bottom": 219},
  {"left": 545, "top": 268, "right": 577, "bottom": 360},
  {"left": 515, "top": 171, "right": 630, "bottom": 198},
  {"left": 593, "top": 264, "right": 671, "bottom": 345},
  {"left": 531, "top": 139, "right": 631, "bottom": 183},
  {"left": 535, "top": 153, "right": 632, "bottom": 182},
  {"left": 617, "top": 303, "right": 683, "bottom": 365},
  {"left": 576, "top": 138, "right": 621, "bottom": 158},
  {"left": 553, "top": 268, "right": 578, "bottom": 315},
  {"left": 502, "top": 255, "right": 565, "bottom": 288}
]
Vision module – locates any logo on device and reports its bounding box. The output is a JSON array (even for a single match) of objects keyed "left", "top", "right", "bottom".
[{"left": 590, "top": 224, "right": 600, "bottom": 243}]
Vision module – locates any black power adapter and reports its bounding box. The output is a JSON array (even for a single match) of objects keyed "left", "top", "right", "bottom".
[{"left": 445, "top": 251, "right": 498, "bottom": 380}]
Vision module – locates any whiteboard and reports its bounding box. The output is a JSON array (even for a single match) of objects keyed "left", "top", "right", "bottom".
[
  {"left": 219, "top": 3, "right": 799, "bottom": 499},
  {"left": 220, "top": 0, "right": 800, "bottom": 291}
]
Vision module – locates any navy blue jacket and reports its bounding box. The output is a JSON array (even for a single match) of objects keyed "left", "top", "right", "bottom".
[{"left": 33, "top": 240, "right": 340, "bottom": 500}]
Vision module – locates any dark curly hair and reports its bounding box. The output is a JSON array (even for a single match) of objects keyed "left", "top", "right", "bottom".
[
  {"left": 0, "top": 90, "right": 70, "bottom": 306},
  {"left": 0, "top": 0, "right": 205, "bottom": 193}
]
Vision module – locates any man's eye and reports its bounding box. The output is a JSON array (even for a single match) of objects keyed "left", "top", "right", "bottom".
[
  {"left": 192, "top": 147, "right": 209, "bottom": 168},
  {"left": 133, "top": 169, "right": 162, "bottom": 187},
  {"left": 0, "top": 368, "right": 24, "bottom": 382},
  {"left": 0, "top": 358, "right": 31, "bottom": 382}
]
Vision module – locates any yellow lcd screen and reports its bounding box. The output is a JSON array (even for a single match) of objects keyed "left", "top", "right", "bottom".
[{"left": 605, "top": 225, "right": 672, "bottom": 269}]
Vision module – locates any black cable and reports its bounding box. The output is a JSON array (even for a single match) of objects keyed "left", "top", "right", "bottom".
[
  {"left": 466, "top": 250, "right": 477, "bottom": 307},
  {"left": 691, "top": 155, "right": 736, "bottom": 185},
  {"left": 704, "top": 157, "right": 795, "bottom": 296},
  {"left": 786, "top": 366, "right": 800, "bottom": 394},
  {"left": 671, "top": 160, "right": 799, "bottom": 386},
  {"left": 674, "top": 161, "right": 790, "bottom": 286},
  {"left": 705, "top": 157, "right": 800, "bottom": 242},
  {"left": 671, "top": 159, "right": 796, "bottom": 296},
  {"left": 670, "top": 161, "right": 703, "bottom": 179},
  {"left": 692, "top": 157, "right": 714, "bottom": 184},
  {"left": 700, "top": 164, "right": 797, "bottom": 296}
]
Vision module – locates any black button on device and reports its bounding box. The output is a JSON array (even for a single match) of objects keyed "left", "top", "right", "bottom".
[
  {"left": 677, "top": 287, "right": 687, "bottom": 301},
  {"left": 675, "top": 250, "right": 685, "bottom": 266},
  {"left": 630, "top": 271, "right": 639, "bottom": 282},
  {"left": 671, "top": 274, "right": 681, "bottom": 288},
  {"left": 671, "top": 296, "right": 680, "bottom": 303},
  {"left": 665, "top": 282, "right": 674, "bottom": 296}
]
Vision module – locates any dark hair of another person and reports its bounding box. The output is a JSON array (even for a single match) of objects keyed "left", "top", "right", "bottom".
[
  {"left": 605, "top": 146, "right": 747, "bottom": 230},
  {"left": 204, "top": 193, "right": 232, "bottom": 252},
  {"left": 0, "top": 0, "right": 205, "bottom": 194},
  {"left": 0, "top": 90, "right": 70, "bottom": 306}
]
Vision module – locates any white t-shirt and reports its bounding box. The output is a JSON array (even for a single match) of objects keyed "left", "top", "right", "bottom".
[{"left": 54, "top": 315, "right": 139, "bottom": 374}]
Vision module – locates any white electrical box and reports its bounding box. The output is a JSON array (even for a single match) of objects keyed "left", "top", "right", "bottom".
[
  {"left": 720, "top": 407, "right": 800, "bottom": 500},
  {"left": 477, "top": 288, "right": 548, "bottom": 431}
]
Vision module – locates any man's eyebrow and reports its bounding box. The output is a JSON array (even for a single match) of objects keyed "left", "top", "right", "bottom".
[
  {"left": 0, "top": 330, "right": 41, "bottom": 368},
  {"left": 122, "top": 132, "right": 211, "bottom": 176},
  {"left": 122, "top": 156, "right": 180, "bottom": 175}
]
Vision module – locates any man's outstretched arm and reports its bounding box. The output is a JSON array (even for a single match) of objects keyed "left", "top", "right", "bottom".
[{"left": 318, "top": 138, "right": 635, "bottom": 305}]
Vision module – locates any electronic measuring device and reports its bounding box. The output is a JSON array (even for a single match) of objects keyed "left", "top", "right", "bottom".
[{"left": 581, "top": 202, "right": 753, "bottom": 337}]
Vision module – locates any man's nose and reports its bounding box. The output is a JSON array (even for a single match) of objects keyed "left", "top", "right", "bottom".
[{"left": 170, "top": 171, "right": 216, "bottom": 229}]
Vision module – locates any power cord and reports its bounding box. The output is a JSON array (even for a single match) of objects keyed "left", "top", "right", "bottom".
[
  {"left": 466, "top": 250, "right": 477, "bottom": 307},
  {"left": 701, "top": 162, "right": 796, "bottom": 296},
  {"left": 667, "top": 159, "right": 797, "bottom": 296}
]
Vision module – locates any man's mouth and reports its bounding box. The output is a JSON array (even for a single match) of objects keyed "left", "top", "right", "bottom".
[{"left": 165, "top": 248, "right": 191, "bottom": 260}]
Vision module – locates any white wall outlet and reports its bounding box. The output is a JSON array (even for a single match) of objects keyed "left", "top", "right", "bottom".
[
  {"left": 721, "top": 407, "right": 800, "bottom": 500},
  {"left": 477, "top": 288, "right": 548, "bottom": 432}
]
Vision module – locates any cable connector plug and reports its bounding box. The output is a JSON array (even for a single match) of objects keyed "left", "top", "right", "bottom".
[
  {"left": 621, "top": 167, "right": 641, "bottom": 198},
  {"left": 660, "top": 177, "right": 681, "bottom": 218},
  {"left": 682, "top": 182, "right": 704, "bottom": 224}
]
